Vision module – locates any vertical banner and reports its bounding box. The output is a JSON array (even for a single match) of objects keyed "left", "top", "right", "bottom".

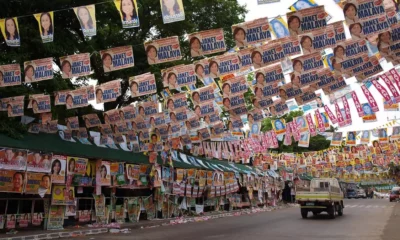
[
  {"left": 188, "top": 28, "right": 226, "bottom": 57},
  {"left": 232, "top": 17, "right": 271, "bottom": 48},
  {"left": 114, "top": 0, "right": 140, "bottom": 28},
  {"left": 0, "top": 64, "right": 21, "bottom": 87},
  {"left": 378, "top": 128, "right": 389, "bottom": 144},
  {"left": 47, "top": 206, "right": 65, "bottom": 230},
  {"left": 314, "top": 109, "right": 325, "bottom": 132},
  {"left": 350, "top": 91, "right": 364, "bottom": 117},
  {"left": 160, "top": 0, "right": 185, "bottom": 24},
  {"left": 144, "top": 36, "right": 182, "bottom": 65},
  {"left": 100, "top": 46, "right": 134, "bottom": 73},
  {"left": 0, "top": 18, "right": 20, "bottom": 47},
  {"left": 59, "top": 53, "right": 91, "bottom": 79},
  {"left": 371, "top": 78, "right": 392, "bottom": 105},
  {"left": 335, "top": 101, "right": 346, "bottom": 127},
  {"left": 341, "top": 95, "right": 352, "bottom": 125},
  {"left": 33, "top": 12, "right": 54, "bottom": 43},
  {"left": 324, "top": 105, "right": 337, "bottom": 124},
  {"left": 387, "top": 69, "right": 400, "bottom": 94},
  {"left": 73, "top": 5, "right": 97, "bottom": 37},
  {"left": 23, "top": 58, "right": 53, "bottom": 83},
  {"left": 305, "top": 113, "right": 317, "bottom": 137},
  {"left": 51, "top": 155, "right": 66, "bottom": 184},
  {"left": 0, "top": 148, "right": 27, "bottom": 170},
  {"left": 380, "top": 73, "right": 400, "bottom": 103},
  {"left": 361, "top": 84, "right": 379, "bottom": 112}
]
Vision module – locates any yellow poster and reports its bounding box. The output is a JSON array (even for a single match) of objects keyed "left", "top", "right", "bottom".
[
  {"left": 51, "top": 185, "right": 75, "bottom": 205},
  {"left": 0, "top": 18, "right": 20, "bottom": 47},
  {"left": 0, "top": 170, "right": 25, "bottom": 193},
  {"left": 33, "top": 12, "right": 54, "bottom": 43},
  {"left": 114, "top": 0, "right": 140, "bottom": 28},
  {"left": 73, "top": 5, "right": 96, "bottom": 37}
]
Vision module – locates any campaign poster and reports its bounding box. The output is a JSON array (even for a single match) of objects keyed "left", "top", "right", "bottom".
[
  {"left": 114, "top": 0, "right": 140, "bottom": 28},
  {"left": 251, "top": 41, "right": 285, "bottom": 69},
  {"left": 384, "top": 97, "right": 399, "bottom": 111},
  {"left": 354, "top": 57, "right": 383, "bottom": 81},
  {"left": 299, "top": 26, "right": 336, "bottom": 54},
  {"left": 298, "top": 132, "right": 310, "bottom": 148},
  {"left": 95, "top": 80, "right": 121, "bottom": 104},
  {"left": 232, "top": 17, "right": 271, "bottom": 47},
  {"left": 0, "top": 148, "right": 27, "bottom": 171},
  {"left": 249, "top": 109, "right": 264, "bottom": 123},
  {"left": 29, "top": 95, "right": 51, "bottom": 114},
  {"left": 197, "top": 128, "right": 211, "bottom": 141},
  {"left": 229, "top": 116, "right": 244, "bottom": 130},
  {"left": 149, "top": 112, "right": 166, "bottom": 129},
  {"left": 65, "top": 116, "right": 79, "bottom": 131},
  {"left": 82, "top": 113, "right": 101, "bottom": 128},
  {"left": 51, "top": 155, "right": 66, "bottom": 184},
  {"left": 359, "top": 130, "right": 370, "bottom": 144},
  {"left": 220, "top": 75, "right": 248, "bottom": 97},
  {"left": 137, "top": 101, "right": 158, "bottom": 119},
  {"left": 166, "top": 93, "right": 187, "bottom": 112},
  {"left": 33, "top": 12, "right": 54, "bottom": 43},
  {"left": 67, "top": 156, "right": 88, "bottom": 176},
  {"left": 96, "top": 160, "right": 111, "bottom": 186},
  {"left": 187, "top": 116, "right": 201, "bottom": 130},
  {"left": 295, "top": 116, "right": 309, "bottom": 133},
  {"left": 193, "top": 58, "right": 211, "bottom": 81},
  {"left": 342, "top": 0, "right": 385, "bottom": 24},
  {"left": 100, "top": 46, "right": 134, "bottom": 72},
  {"left": 378, "top": 128, "right": 389, "bottom": 143},
  {"left": 7, "top": 96, "right": 24, "bottom": 117},
  {"left": 194, "top": 101, "right": 215, "bottom": 118},
  {"left": 52, "top": 185, "right": 75, "bottom": 205},
  {"left": 104, "top": 109, "right": 122, "bottom": 125},
  {"left": 269, "top": 16, "right": 290, "bottom": 39},
  {"left": 160, "top": 0, "right": 185, "bottom": 23},
  {"left": 25, "top": 173, "right": 52, "bottom": 195},
  {"left": 334, "top": 39, "right": 368, "bottom": 64},
  {"left": 222, "top": 94, "right": 245, "bottom": 110},
  {"left": 328, "top": 21, "right": 346, "bottom": 44},
  {"left": 292, "top": 52, "right": 324, "bottom": 77},
  {"left": 272, "top": 119, "right": 286, "bottom": 136},
  {"left": 254, "top": 64, "right": 284, "bottom": 88},
  {"left": 47, "top": 205, "right": 65, "bottom": 230},
  {"left": 54, "top": 90, "right": 68, "bottom": 105},
  {"left": 189, "top": 28, "right": 226, "bottom": 57},
  {"left": 120, "top": 105, "right": 136, "bottom": 123},
  {"left": 209, "top": 53, "right": 241, "bottom": 78},
  {"left": 163, "top": 64, "right": 196, "bottom": 89},
  {"left": 0, "top": 18, "right": 20, "bottom": 47},
  {"left": 6, "top": 214, "right": 16, "bottom": 229},
  {"left": 73, "top": 5, "right": 97, "bottom": 37},
  {"left": 17, "top": 214, "right": 30, "bottom": 228},
  {"left": 237, "top": 48, "right": 253, "bottom": 70},
  {"left": 65, "top": 88, "right": 88, "bottom": 109},
  {"left": 272, "top": 36, "right": 302, "bottom": 58},
  {"left": 210, "top": 123, "right": 224, "bottom": 141},
  {"left": 26, "top": 152, "right": 52, "bottom": 173},
  {"left": 129, "top": 73, "right": 156, "bottom": 97},
  {"left": 286, "top": 6, "right": 328, "bottom": 36},
  {"left": 271, "top": 100, "right": 289, "bottom": 116},
  {"left": 392, "top": 126, "right": 400, "bottom": 141},
  {"left": 279, "top": 83, "right": 303, "bottom": 101},
  {"left": 0, "top": 64, "right": 21, "bottom": 87},
  {"left": 0, "top": 170, "right": 25, "bottom": 193},
  {"left": 23, "top": 58, "right": 52, "bottom": 84},
  {"left": 144, "top": 36, "right": 182, "bottom": 65},
  {"left": 59, "top": 53, "right": 91, "bottom": 79},
  {"left": 361, "top": 103, "right": 377, "bottom": 122},
  {"left": 346, "top": 131, "right": 357, "bottom": 146},
  {"left": 85, "top": 85, "right": 95, "bottom": 101},
  {"left": 331, "top": 132, "right": 343, "bottom": 146},
  {"left": 352, "top": 15, "right": 390, "bottom": 39}
]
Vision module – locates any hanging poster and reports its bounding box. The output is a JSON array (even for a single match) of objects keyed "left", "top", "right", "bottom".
[
  {"left": 144, "top": 36, "right": 182, "bottom": 65},
  {"left": 100, "top": 46, "right": 134, "bottom": 73},
  {"left": 129, "top": 73, "right": 157, "bottom": 97},
  {"left": 34, "top": 12, "right": 54, "bottom": 43},
  {"left": 193, "top": 101, "right": 214, "bottom": 118},
  {"left": 189, "top": 28, "right": 226, "bottom": 57},
  {"left": 272, "top": 36, "right": 302, "bottom": 59},
  {"left": 59, "top": 53, "right": 91, "bottom": 79},
  {"left": 26, "top": 152, "right": 52, "bottom": 173},
  {"left": 286, "top": 6, "right": 328, "bottom": 36},
  {"left": 85, "top": 85, "right": 95, "bottom": 101},
  {"left": 222, "top": 94, "right": 245, "bottom": 110},
  {"left": 0, "top": 148, "right": 27, "bottom": 171},
  {"left": 0, "top": 18, "right": 20, "bottom": 47},
  {"left": 0, "top": 64, "right": 21, "bottom": 87},
  {"left": 65, "top": 88, "right": 89, "bottom": 109},
  {"left": 82, "top": 113, "right": 101, "bottom": 128},
  {"left": 251, "top": 41, "right": 285, "bottom": 69},
  {"left": 331, "top": 132, "right": 343, "bottom": 146},
  {"left": 73, "top": 5, "right": 97, "bottom": 37},
  {"left": 96, "top": 160, "right": 111, "bottom": 186},
  {"left": 51, "top": 185, "right": 75, "bottom": 205},
  {"left": 28, "top": 95, "right": 51, "bottom": 114},
  {"left": 47, "top": 205, "right": 65, "bottom": 230},
  {"left": 299, "top": 25, "right": 336, "bottom": 54},
  {"left": 6, "top": 96, "right": 24, "bottom": 117},
  {"left": 51, "top": 155, "right": 66, "bottom": 184},
  {"left": 93, "top": 194, "right": 106, "bottom": 217},
  {"left": 65, "top": 204, "right": 77, "bottom": 217},
  {"left": 65, "top": 116, "right": 79, "bottom": 131},
  {"left": 67, "top": 157, "right": 88, "bottom": 176},
  {"left": 334, "top": 39, "right": 368, "bottom": 64},
  {"left": 291, "top": 52, "right": 323, "bottom": 84},
  {"left": 384, "top": 97, "right": 399, "bottom": 111},
  {"left": 232, "top": 17, "right": 271, "bottom": 47},
  {"left": 114, "top": 0, "right": 140, "bottom": 28},
  {"left": 95, "top": 80, "right": 121, "bottom": 104},
  {"left": 163, "top": 64, "right": 196, "bottom": 89},
  {"left": 25, "top": 173, "right": 52, "bottom": 195},
  {"left": 165, "top": 93, "right": 187, "bottom": 112},
  {"left": 254, "top": 64, "right": 285, "bottom": 88},
  {"left": 23, "top": 58, "right": 53, "bottom": 83},
  {"left": 378, "top": 128, "right": 389, "bottom": 143},
  {"left": 328, "top": 21, "right": 346, "bottom": 44},
  {"left": 392, "top": 126, "right": 400, "bottom": 141},
  {"left": 272, "top": 119, "right": 286, "bottom": 136},
  {"left": 54, "top": 90, "right": 68, "bottom": 105},
  {"left": 104, "top": 109, "right": 122, "bottom": 125},
  {"left": 295, "top": 116, "right": 309, "bottom": 133},
  {"left": 279, "top": 83, "right": 303, "bottom": 101},
  {"left": 298, "top": 132, "right": 310, "bottom": 148},
  {"left": 346, "top": 131, "right": 357, "bottom": 146},
  {"left": 0, "top": 170, "right": 25, "bottom": 193},
  {"left": 270, "top": 16, "right": 290, "bottom": 39},
  {"left": 137, "top": 101, "right": 158, "bottom": 119},
  {"left": 208, "top": 53, "right": 241, "bottom": 78},
  {"left": 160, "top": 0, "right": 185, "bottom": 24},
  {"left": 17, "top": 214, "right": 30, "bottom": 228},
  {"left": 361, "top": 103, "right": 377, "bottom": 122},
  {"left": 6, "top": 215, "right": 16, "bottom": 229},
  {"left": 294, "top": 89, "right": 317, "bottom": 106}
]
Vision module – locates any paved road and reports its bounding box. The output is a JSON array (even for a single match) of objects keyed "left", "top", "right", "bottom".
[{"left": 95, "top": 199, "right": 399, "bottom": 240}]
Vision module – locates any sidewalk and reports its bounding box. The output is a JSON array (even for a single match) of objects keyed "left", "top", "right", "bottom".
[{"left": 0, "top": 204, "right": 295, "bottom": 240}]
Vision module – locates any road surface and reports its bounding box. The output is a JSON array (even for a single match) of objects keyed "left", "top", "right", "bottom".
[{"left": 95, "top": 199, "right": 399, "bottom": 240}]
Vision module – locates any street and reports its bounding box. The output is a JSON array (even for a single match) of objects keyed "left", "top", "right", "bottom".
[{"left": 95, "top": 199, "right": 399, "bottom": 240}]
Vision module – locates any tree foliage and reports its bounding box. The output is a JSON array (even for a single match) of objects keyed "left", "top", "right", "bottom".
[{"left": 0, "top": 0, "right": 247, "bottom": 138}]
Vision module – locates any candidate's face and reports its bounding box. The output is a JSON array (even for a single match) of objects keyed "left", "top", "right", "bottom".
[
  {"left": 274, "top": 22, "right": 285, "bottom": 37},
  {"left": 210, "top": 63, "right": 218, "bottom": 75},
  {"left": 131, "top": 83, "right": 138, "bottom": 92},
  {"left": 34, "top": 153, "right": 41, "bottom": 163},
  {"left": 345, "top": 5, "right": 356, "bottom": 18},
  {"left": 333, "top": 62, "right": 341, "bottom": 71},
  {"left": 171, "top": 113, "right": 177, "bottom": 122},
  {"left": 13, "top": 174, "right": 22, "bottom": 190},
  {"left": 351, "top": 24, "right": 362, "bottom": 35},
  {"left": 255, "top": 88, "right": 263, "bottom": 98},
  {"left": 235, "top": 29, "right": 245, "bottom": 41},
  {"left": 62, "top": 63, "right": 71, "bottom": 73},
  {"left": 223, "top": 85, "right": 231, "bottom": 94},
  {"left": 335, "top": 47, "right": 344, "bottom": 57},
  {"left": 196, "top": 66, "right": 204, "bottom": 75},
  {"left": 302, "top": 37, "right": 312, "bottom": 48},
  {"left": 363, "top": 105, "right": 372, "bottom": 115},
  {"left": 294, "top": 61, "right": 302, "bottom": 72},
  {"left": 195, "top": 107, "right": 201, "bottom": 116},
  {"left": 147, "top": 47, "right": 157, "bottom": 59},
  {"left": 256, "top": 74, "right": 264, "bottom": 84},
  {"left": 139, "top": 107, "right": 145, "bottom": 116},
  {"left": 380, "top": 32, "right": 390, "bottom": 43},
  {"left": 275, "top": 121, "right": 283, "bottom": 129},
  {"left": 26, "top": 67, "right": 34, "bottom": 78},
  {"left": 42, "top": 177, "right": 50, "bottom": 189},
  {"left": 363, "top": 131, "right": 369, "bottom": 138},
  {"left": 289, "top": 18, "right": 300, "bottom": 30},
  {"left": 191, "top": 39, "right": 201, "bottom": 50},
  {"left": 193, "top": 93, "right": 200, "bottom": 102},
  {"left": 122, "top": 0, "right": 134, "bottom": 15},
  {"left": 252, "top": 53, "right": 262, "bottom": 65},
  {"left": 41, "top": 14, "right": 51, "bottom": 31},
  {"left": 78, "top": 8, "right": 90, "bottom": 24},
  {"left": 103, "top": 55, "right": 112, "bottom": 67},
  {"left": 53, "top": 162, "right": 61, "bottom": 173},
  {"left": 6, "top": 19, "right": 16, "bottom": 35},
  {"left": 169, "top": 74, "right": 177, "bottom": 85},
  {"left": 5, "top": 150, "right": 14, "bottom": 161}
]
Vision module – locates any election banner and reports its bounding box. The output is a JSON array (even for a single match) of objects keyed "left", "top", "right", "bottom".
[
  {"left": 380, "top": 73, "right": 400, "bottom": 103},
  {"left": 383, "top": 97, "right": 399, "bottom": 111},
  {"left": 114, "top": 0, "right": 140, "bottom": 28},
  {"left": 279, "top": 83, "right": 303, "bottom": 101},
  {"left": 299, "top": 25, "right": 336, "bottom": 54},
  {"left": 331, "top": 132, "right": 343, "bottom": 146},
  {"left": 220, "top": 75, "right": 248, "bottom": 97},
  {"left": 192, "top": 85, "right": 215, "bottom": 105},
  {"left": 96, "top": 160, "right": 111, "bottom": 186},
  {"left": 34, "top": 12, "right": 54, "bottom": 43},
  {"left": 73, "top": 5, "right": 97, "bottom": 37},
  {"left": 194, "top": 101, "right": 215, "bottom": 118},
  {"left": 286, "top": 6, "right": 328, "bottom": 36},
  {"left": 67, "top": 157, "right": 88, "bottom": 176},
  {"left": 65, "top": 116, "right": 79, "bottom": 131},
  {"left": 189, "top": 28, "right": 226, "bottom": 57},
  {"left": 27, "top": 152, "right": 52, "bottom": 173},
  {"left": 59, "top": 53, "right": 91, "bottom": 79},
  {"left": 295, "top": 89, "right": 317, "bottom": 105},
  {"left": 222, "top": 94, "right": 245, "bottom": 110},
  {"left": 25, "top": 173, "right": 51, "bottom": 195},
  {"left": 346, "top": 131, "right": 357, "bottom": 146},
  {"left": 82, "top": 113, "right": 101, "bottom": 128},
  {"left": 65, "top": 88, "right": 88, "bottom": 109},
  {"left": 328, "top": 21, "right": 346, "bottom": 44},
  {"left": 361, "top": 84, "right": 379, "bottom": 112},
  {"left": 23, "top": 58, "right": 53, "bottom": 83},
  {"left": 120, "top": 105, "right": 136, "bottom": 122},
  {"left": 51, "top": 155, "right": 66, "bottom": 184},
  {"left": 0, "top": 170, "right": 25, "bottom": 193},
  {"left": 137, "top": 101, "right": 158, "bottom": 119},
  {"left": 209, "top": 53, "right": 241, "bottom": 78},
  {"left": 378, "top": 128, "right": 389, "bottom": 143},
  {"left": 149, "top": 112, "right": 166, "bottom": 128},
  {"left": 144, "top": 36, "right": 182, "bottom": 65},
  {"left": 335, "top": 101, "right": 347, "bottom": 127},
  {"left": 166, "top": 93, "right": 187, "bottom": 112},
  {"left": 198, "top": 128, "right": 211, "bottom": 141},
  {"left": 29, "top": 95, "right": 51, "bottom": 114},
  {"left": 334, "top": 39, "right": 368, "bottom": 64},
  {"left": 360, "top": 130, "right": 370, "bottom": 144},
  {"left": 254, "top": 64, "right": 285, "bottom": 88},
  {"left": 194, "top": 58, "right": 211, "bottom": 80},
  {"left": 0, "top": 148, "right": 27, "bottom": 171},
  {"left": 160, "top": 0, "right": 185, "bottom": 24},
  {"left": 232, "top": 17, "right": 271, "bottom": 47},
  {"left": 361, "top": 103, "right": 377, "bottom": 122},
  {"left": 95, "top": 80, "right": 121, "bottom": 104},
  {"left": 164, "top": 64, "right": 196, "bottom": 89},
  {"left": 350, "top": 91, "right": 364, "bottom": 117},
  {"left": 298, "top": 132, "right": 310, "bottom": 148},
  {"left": 355, "top": 57, "right": 383, "bottom": 81},
  {"left": 343, "top": 0, "right": 386, "bottom": 24},
  {"left": 105, "top": 109, "right": 122, "bottom": 125},
  {"left": 272, "top": 119, "right": 286, "bottom": 136},
  {"left": 272, "top": 36, "right": 302, "bottom": 58},
  {"left": 100, "top": 46, "right": 134, "bottom": 73},
  {"left": 52, "top": 185, "right": 75, "bottom": 205},
  {"left": 392, "top": 126, "right": 400, "bottom": 141},
  {"left": 129, "top": 73, "right": 157, "bottom": 97},
  {"left": 0, "top": 18, "right": 20, "bottom": 47},
  {"left": 371, "top": 77, "right": 392, "bottom": 103},
  {"left": 6, "top": 214, "right": 16, "bottom": 229},
  {"left": 270, "top": 16, "right": 290, "bottom": 39},
  {"left": 85, "top": 85, "right": 95, "bottom": 101},
  {"left": 237, "top": 48, "right": 253, "bottom": 69},
  {"left": 47, "top": 205, "right": 65, "bottom": 230},
  {"left": 0, "top": 64, "right": 21, "bottom": 87},
  {"left": 251, "top": 41, "right": 285, "bottom": 69},
  {"left": 54, "top": 90, "right": 68, "bottom": 105},
  {"left": 7, "top": 96, "right": 24, "bottom": 117}
]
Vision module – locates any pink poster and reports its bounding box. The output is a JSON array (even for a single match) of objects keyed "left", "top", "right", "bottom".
[
  {"left": 380, "top": 73, "right": 400, "bottom": 103},
  {"left": 371, "top": 78, "right": 392, "bottom": 105},
  {"left": 323, "top": 105, "right": 337, "bottom": 124},
  {"left": 350, "top": 91, "right": 364, "bottom": 117},
  {"left": 315, "top": 109, "right": 325, "bottom": 133},
  {"left": 334, "top": 101, "right": 346, "bottom": 128},
  {"left": 305, "top": 113, "right": 316, "bottom": 137},
  {"left": 341, "top": 95, "right": 352, "bottom": 125}
]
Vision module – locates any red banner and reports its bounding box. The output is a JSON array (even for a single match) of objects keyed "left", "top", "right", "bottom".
[
  {"left": 335, "top": 101, "right": 346, "bottom": 127},
  {"left": 361, "top": 84, "right": 379, "bottom": 112},
  {"left": 269, "top": 130, "right": 279, "bottom": 148},
  {"left": 341, "top": 95, "right": 352, "bottom": 125},
  {"left": 380, "top": 73, "right": 400, "bottom": 103},
  {"left": 387, "top": 68, "right": 400, "bottom": 94},
  {"left": 305, "top": 113, "right": 317, "bottom": 137},
  {"left": 350, "top": 91, "right": 364, "bottom": 117},
  {"left": 315, "top": 109, "right": 325, "bottom": 133},
  {"left": 371, "top": 78, "right": 392, "bottom": 105},
  {"left": 283, "top": 123, "right": 292, "bottom": 146},
  {"left": 323, "top": 105, "right": 337, "bottom": 124}
]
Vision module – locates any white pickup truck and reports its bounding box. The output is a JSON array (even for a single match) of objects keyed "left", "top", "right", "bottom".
[{"left": 296, "top": 178, "right": 344, "bottom": 219}]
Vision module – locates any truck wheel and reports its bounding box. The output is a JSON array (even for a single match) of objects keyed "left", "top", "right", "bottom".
[
  {"left": 301, "top": 209, "right": 308, "bottom": 219},
  {"left": 328, "top": 206, "right": 335, "bottom": 219},
  {"left": 338, "top": 204, "right": 343, "bottom": 216}
]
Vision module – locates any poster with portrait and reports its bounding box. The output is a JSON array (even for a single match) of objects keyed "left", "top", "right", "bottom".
[
  {"left": 119, "top": 105, "right": 136, "bottom": 123},
  {"left": 361, "top": 103, "right": 377, "bottom": 123},
  {"left": 59, "top": 53, "right": 91, "bottom": 79},
  {"left": 100, "top": 46, "right": 134, "bottom": 73},
  {"left": 6, "top": 214, "right": 16, "bottom": 229},
  {"left": 23, "top": 58, "right": 53, "bottom": 83},
  {"left": 114, "top": 0, "right": 140, "bottom": 28},
  {"left": 144, "top": 36, "right": 182, "bottom": 65},
  {"left": 93, "top": 194, "right": 106, "bottom": 217},
  {"left": 96, "top": 160, "right": 111, "bottom": 186},
  {"left": 378, "top": 128, "right": 389, "bottom": 143},
  {"left": 0, "top": 170, "right": 25, "bottom": 193},
  {"left": 137, "top": 101, "right": 158, "bottom": 119},
  {"left": 295, "top": 116, "right": 308, "bottom": 133},
  {"left": 222, "top": 94, "right": 245, "bottom": 110},
  {"left": 129, "top": 73, "right": 157, "bottom": 97},
  {"left": 342, "top": 0, "right": 386, "bottom": 28},
  {"left": 65, "top": 204, "right": 77, "bottom": 217},
  {"left": 73, "top": 5, "right": 96, "bottom": 37},
  {"left": 331, "top": 132, "right": 343, "bottom": 146},
  {"left": 47, "top": 205, "right": 65, "bottom": 230},
  {"left": 165, "top": 93, "right": 187, "bottom": 112},
  {"left": 25, "top": 173, "right": 52, "bottom": 195},
  {"left": 360, "top": 130, "right": 370, "bottom": 144},
  {"left": 383, "top": 97, "right": 399, "bottom": 111},
  {"left": 65, "top": 88, "right": 89, "bottom": 110},
  {"left": 392, "top": 126, "right": 400, "bottom": 141},
  {"left": 298, "top": 132, "right": 310, "bottom": 148},
  {"left": 188, "top": 28, "right": 226, "bottom": 57},
  {"left": 0, "top": 148, "right": 27, "bottom": 171},
  {"left": 84, "top": 85, "right": 95, "bottom": 101},
  {"left": 28, "top": 95, "right": 51, "bottom": 114},
  {"left": 65, "top": 116, "right": 79, "bottom": 131},
  {"left": 272, "top": 119, "right": 286, "bottom": 136},
  {"left": 218, "top": 75, "right": 248, "bottom": 98},
  {"left": 52, "top": 185, "right": 75, "bottom": 205},
  {"left": 328, "top": 21, "right": 346, "bottom": 44},
  {"left": 346, "top": 131, "right": 357, "bottom": 146},
  {"left": 253, "top": 64, "right": 285, "bottom": 88},
  {"left": 279, "top": 83, "right": 303, "bottom": 101},
  {"left": 334, "top": 39, "right": 368, "bottom": 64},
  {"left": 95, "top": 80, "right": 121, "bottom": 104},
  {"left": 17, "top": 213, "right": 30, "bottom": 228},
  {"left": 51, "top": 155, "right": 66, "bottom": 184},
  {"left": 212, "top": 171, "right": 224, "bottom": 186},
  {"left": 163, "top": 64, "right": 196, "bottom": 89},
  {"left": 160, "top": 0, "right": 185, "bottom": 24},
  {"left": 299, "top": 25, "right": 335, "bottom": 54},
  {"left": 54, "top": 90, "right": 68, "bottom": 105},
  {"left": 82, "top": 113, "right": 101, "bottom": 128},
  {"left": 6, "top": 96, "right": 24, "bottom": 117},
  {"left": 291, "top": 52, "right": 323, "bottom": 83},
  {"left": 232, "top": 17, "right": 271, "bottom": 48},
  {"left": 67, "top": 157, "right": 88, "bottom": 176},
  {"left": 26, "top": 152, "right": 52, "bottom": 173},
  {"left": 269, "top": 16, "right": 290, "bottom": 39},
  {"left": 286, "top": 6, "right": 328, "bottom": 36},
  {"left": 34, "top": 12, "right": 54, "bottom": 43},
  {"left": 209, "top": 53, "right": 241, "bottom": 78},
  {"left": 251, "top": 41, "right": 285, "bottom": 69},
  {"left": 0, "top": 18, "right": 21, "bottom": 47},
  {"left": 103, "top": 109, "right": 121, "bottom": 125},
  {"left": 0, "top": 63, "right": 21, "bottom": 87}
]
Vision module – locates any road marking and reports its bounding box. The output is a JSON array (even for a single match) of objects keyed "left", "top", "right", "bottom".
[{"left": 365, "top": 205, "right": 371, "bottom": 208}]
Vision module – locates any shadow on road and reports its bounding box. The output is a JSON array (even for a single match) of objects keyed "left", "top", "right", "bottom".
[{"left": 303, "top": 214, "right": 346, "bottom": 221}]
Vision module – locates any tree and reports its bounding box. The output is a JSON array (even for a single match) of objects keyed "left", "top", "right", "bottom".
[
  {"left": 261, "top": 110, "right": 332, "bottom": 153},
  {"left": 0, "top": 0, "right": 247, "bottom": 138}
]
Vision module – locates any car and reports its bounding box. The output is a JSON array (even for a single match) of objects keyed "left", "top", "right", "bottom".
[
  {"left": 389, "top": 187, "right": 400, "bottom": 202},
  {"left": 346, "top": 189, "right": 357, "bottom": 199},
  {"left": 356, "top": 188, "right": 367, "bottom": 199}
]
